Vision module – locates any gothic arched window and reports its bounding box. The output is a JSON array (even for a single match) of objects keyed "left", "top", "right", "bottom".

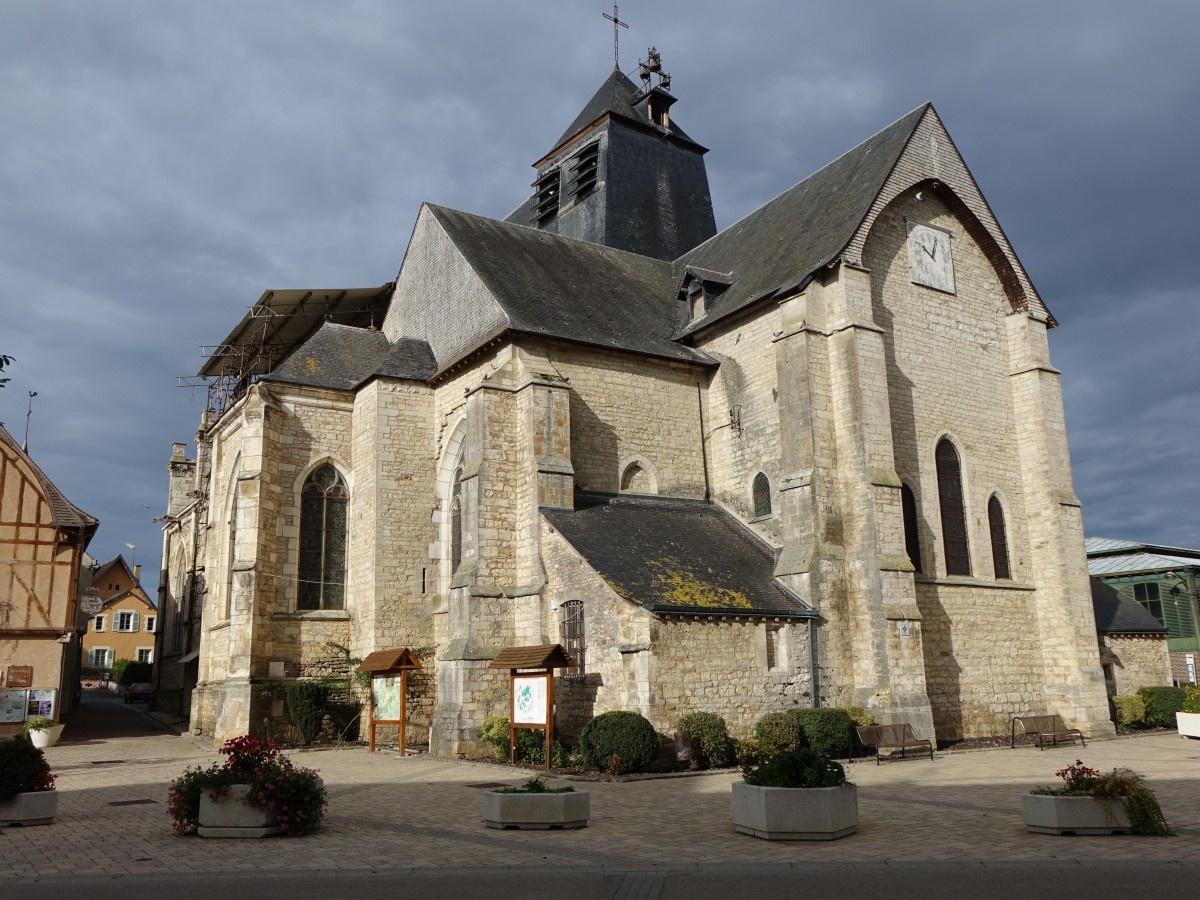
[
  {"left": 901, "top": 483, "right": 922, "bottom": 574},
  {"left": 298, "top": 464, "right": 348, "bottom": 610},
  {"left": 988, "top": 495, "right": 1011, "bottom": 580},
  {"left": 450, "top": 464, "right": 463, "bottom": 575},
  {"left": 752, "top": 472, "right": 772, "bottom": 518},
  {"left": 225, "top": 488, "right": 238, "bottom": 619},
  {"left": 935, "top": 439, "right": 971, "bottom": 576}
]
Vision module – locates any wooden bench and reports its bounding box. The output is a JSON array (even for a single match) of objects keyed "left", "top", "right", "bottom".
[
  {"left": 855, "top": 723, "right": 933, "bottom": 765},
  {"left": 1010, "top": 715, "right": 1085, "bottom": 751}
]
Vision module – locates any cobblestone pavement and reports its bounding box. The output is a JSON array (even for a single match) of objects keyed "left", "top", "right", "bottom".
[{"left": 3, "top": 719, "right": 1198, "bottom": 880}]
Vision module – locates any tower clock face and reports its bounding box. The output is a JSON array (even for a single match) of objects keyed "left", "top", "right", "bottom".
[{"left": 907, "top": 221, "right": 955, "bottom": 293}]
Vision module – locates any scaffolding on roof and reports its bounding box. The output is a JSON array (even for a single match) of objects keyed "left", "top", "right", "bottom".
[{"left": 177, "top": 284, "right": 394, "bottom": 420}]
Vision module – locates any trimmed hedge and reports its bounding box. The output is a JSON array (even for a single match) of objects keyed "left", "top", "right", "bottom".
[
  {"left": 1184, "top": 684, "right": 1200, "bottom": 715},
  {"left": 677, "top": 712, "right": 733, "bottom": 769},
  {"left": 753, "top": 711, "right": 805, "bottom": 757},
  {"left": 579, "top": 711, "right": 659, "bottom": 775},
  {"left": 1137, "top": 686, "right": 1186, "bottom": 727},
  {"left": 285, "top": 681, "right": 330, "bottom": 744},
  {"left": 1111, "top": 695, "right": 1146, "bottom": 730},
  {"left": 789, "top": 707, "right": 854, "bottom": 758}
]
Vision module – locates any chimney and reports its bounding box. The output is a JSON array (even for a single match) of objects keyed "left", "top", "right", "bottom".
[{"left": 133, "top": 564, "right": 142, "bottom": 583}]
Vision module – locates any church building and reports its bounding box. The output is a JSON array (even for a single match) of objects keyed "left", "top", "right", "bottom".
[{"left": 161, "top": 57, "right": 1115, "bottom": 753}]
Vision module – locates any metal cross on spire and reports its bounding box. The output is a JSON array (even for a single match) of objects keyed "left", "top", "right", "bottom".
[{"left": 602, "top": 4, "right": 629, "bottom": 70}]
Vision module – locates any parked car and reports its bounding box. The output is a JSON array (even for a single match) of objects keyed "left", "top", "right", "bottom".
[{"left": 124, "top": 682, "right": 153, "bottom": 704}]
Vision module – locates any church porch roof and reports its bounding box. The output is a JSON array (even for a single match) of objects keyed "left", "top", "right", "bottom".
[{"left": 542, "top": 493, "right": 812, "bottom": 618}]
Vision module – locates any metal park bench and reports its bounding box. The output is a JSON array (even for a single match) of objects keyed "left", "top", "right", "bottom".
[
  {"left": 1010, "top": 714, "right": 1085, "bottom": 751},
  {"left": 855, "top": 723, "right": 934, "bottom": 765}
]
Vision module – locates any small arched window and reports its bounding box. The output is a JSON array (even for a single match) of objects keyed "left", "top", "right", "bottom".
[
  {"left": 988, "top": 495, "right": 1011, "bottom": 580},
  {"left": 935, "top": 440, "right": 971, "bottom": 576},
  {"left": 298, "top": 464, "right": 348, "bottom": 610},
  {"left": 752, "top": 472, "right": 772, "bottom": 518},
  {"left": 901, "top": 483, "right": 922, "bottom": 574},
  {"left": 450, "top": 464, "right": 464, "bottom": 575}
]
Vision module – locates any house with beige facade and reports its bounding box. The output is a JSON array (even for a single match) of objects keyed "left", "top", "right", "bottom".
[
  {"left": 80, "top": 555, "right": 156, "bottom": 671},
  {"left": 163, "top": 60, "right": 1115, "bottom": 752}
]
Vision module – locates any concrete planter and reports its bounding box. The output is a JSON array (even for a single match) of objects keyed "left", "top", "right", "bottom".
[
  {"left": 28, "top": 725, "right": 64, "bottom": 749},
  {"left": 0, "top": 790, "right": 59, "bottom": 826},
  {"left": 731, "top": 782, "right": 858, "bottom": 840},
  {"left": 482, "top": 789, "right": 590, "bottom": 830},
  {"left": 1020, "top": 793, "right": 1131, "bottom": 835},
  {"left": 197, "top": 784, "right": 281, "bottom": 838},
  {"left": 1176, "top": 711, "right": 1200, "bottom": 739}
]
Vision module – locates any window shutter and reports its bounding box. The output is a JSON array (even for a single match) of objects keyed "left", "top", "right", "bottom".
[{"left": 132, "top": 612, "right": 140, "bottom": 632}]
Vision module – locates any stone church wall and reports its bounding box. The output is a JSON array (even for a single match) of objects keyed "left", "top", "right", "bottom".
[
  {"left": 864, "top": 188, "right": 1031, "bottom": 583},
  {"left": 541, "top": 340, "right": 707, "bottom": 497},
  {"left": 915, "top": 581, "right": 1046, "bottom": 737},
  {"left": 1098, "top": 634, "right": 1172, "bottom": 698},
  {"left": 698, "top": 310, "right": 785, "bottom": 547}
]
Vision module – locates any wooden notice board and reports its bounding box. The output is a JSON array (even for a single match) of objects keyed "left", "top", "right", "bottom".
[
  {"left": 356, "top": 648, "right": 422, "bottom": 753},
  {"left": 489, "top": 644, "right": 575, "bottom": 771}
]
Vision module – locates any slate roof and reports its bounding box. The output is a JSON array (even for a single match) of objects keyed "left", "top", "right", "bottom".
[
  {"left": 552, "top": 69, "right": 701, "bottom": 154},
  {"left": 0, "top": 424, "right": 98, "bottom": 535},
  {"left": 675, "top": 104, "right": 929, "bottom": 338},
  {"left": 542, "top": 493, "right": 812, "bottom": 618},
  {"left": 429, "top": 205, "right": 714, "bottom": 366},
  {"left": 263, "top": 322, "right": 436, "bottom": 390},
  {"left": 1090, "top": 577, "right": 1167, "bottom": 635}
]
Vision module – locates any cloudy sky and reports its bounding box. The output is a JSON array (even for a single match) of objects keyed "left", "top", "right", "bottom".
[{"left": 1, "top": 0, "right": 1197, "bottom": 580}]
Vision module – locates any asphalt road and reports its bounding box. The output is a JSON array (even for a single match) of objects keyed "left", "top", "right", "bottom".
[
  {"left": 60, "top": 687, "right": 171, "bottom": 742},
  {"left": 3, "top": 862, "right": 1195, "bottom": 900}
]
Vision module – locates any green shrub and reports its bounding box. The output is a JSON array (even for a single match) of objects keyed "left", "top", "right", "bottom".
[
  {"left": 734, "top": 737, "right": 765, "bottom": 767},
  {"left": 479, "top": 715, "right": 510, "bottom": 760},
  {"left": 742, "top": 747, "right": 847, "bottom": 789},
  {"left": 1137, "top": 686, "right": 1186, "bottom": 727},
  {"left": 476, "top": 716, "right": 555, "bottom": 763},
  {"left": 844, "top": 706, "right": 874, "bottom": 727},
  {"left": 1111, "top": 695, "right": 1146, "bottom": 730},
  {"left": 119, "top": 661, "right": 153, "bottom": 685},
  {"left": 578, "top": 711, "right": 659, "bottom": 775},
  {"left": 677, "top": 712, "right": 733, "bottom": 769},
  {"left": 753, "top": 711, "right": 805, "bottom": 757},
  {"left": 0, "top": 737, "right": 56, "bottom": 799},
  {"left": 1183, "top": 685, "right": 1200, "bottom": 715},
  {"left": 285, "top": 681, "right": 330, "bottom": 744},
  {"left": 789, "top": 708, "right": 854, "bottom": 758}
]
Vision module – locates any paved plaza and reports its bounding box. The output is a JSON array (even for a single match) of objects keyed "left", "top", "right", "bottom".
[{"left": 3, "top": 697, "right": 1199, "bottom": 882}]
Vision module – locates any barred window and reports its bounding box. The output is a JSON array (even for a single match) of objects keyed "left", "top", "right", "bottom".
[
  {"left": 988, "top": 495, "right": 1011, "bottom": 580},
  {"left": 935, "top": 439, "right": 971, "bottom": 576},
  {"left": 752, "top": 472, "right": 772, "bottom": 518},
  {"left": 297, "top": 465, "right": 348, "bottom": 610},
  {"left": 561, "top": 599, "right": 585, "bottom": 675},
  {"left": 901, "top": 483, "right": 922, "bottom": 574}
]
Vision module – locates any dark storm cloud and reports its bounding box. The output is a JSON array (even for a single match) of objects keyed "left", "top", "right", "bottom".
[{"left": 1, "top": 0, "right": 1196, "bottom": 570}]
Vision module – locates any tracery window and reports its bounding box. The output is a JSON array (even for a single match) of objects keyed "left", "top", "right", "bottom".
[
  {"left": 297, "top": 464, "right": 348, "bottom": 610},
  {"left": 987, "top": 495, "right": 1011, "bottom": 580},
  {"left": 901, "top": 483, "right": 922, "bottom": 574},
  {"left": 561, "top": 599, "right": 585, "bottom": 675},
  {"left": 752, "top": 472, "right": 772, "bottom": 518},
  {"left": 935, "top": 439, "right": 971, "bottom": 576},
  {"left": 225, "top": 488, "right": 238, "bottom": 619}
]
